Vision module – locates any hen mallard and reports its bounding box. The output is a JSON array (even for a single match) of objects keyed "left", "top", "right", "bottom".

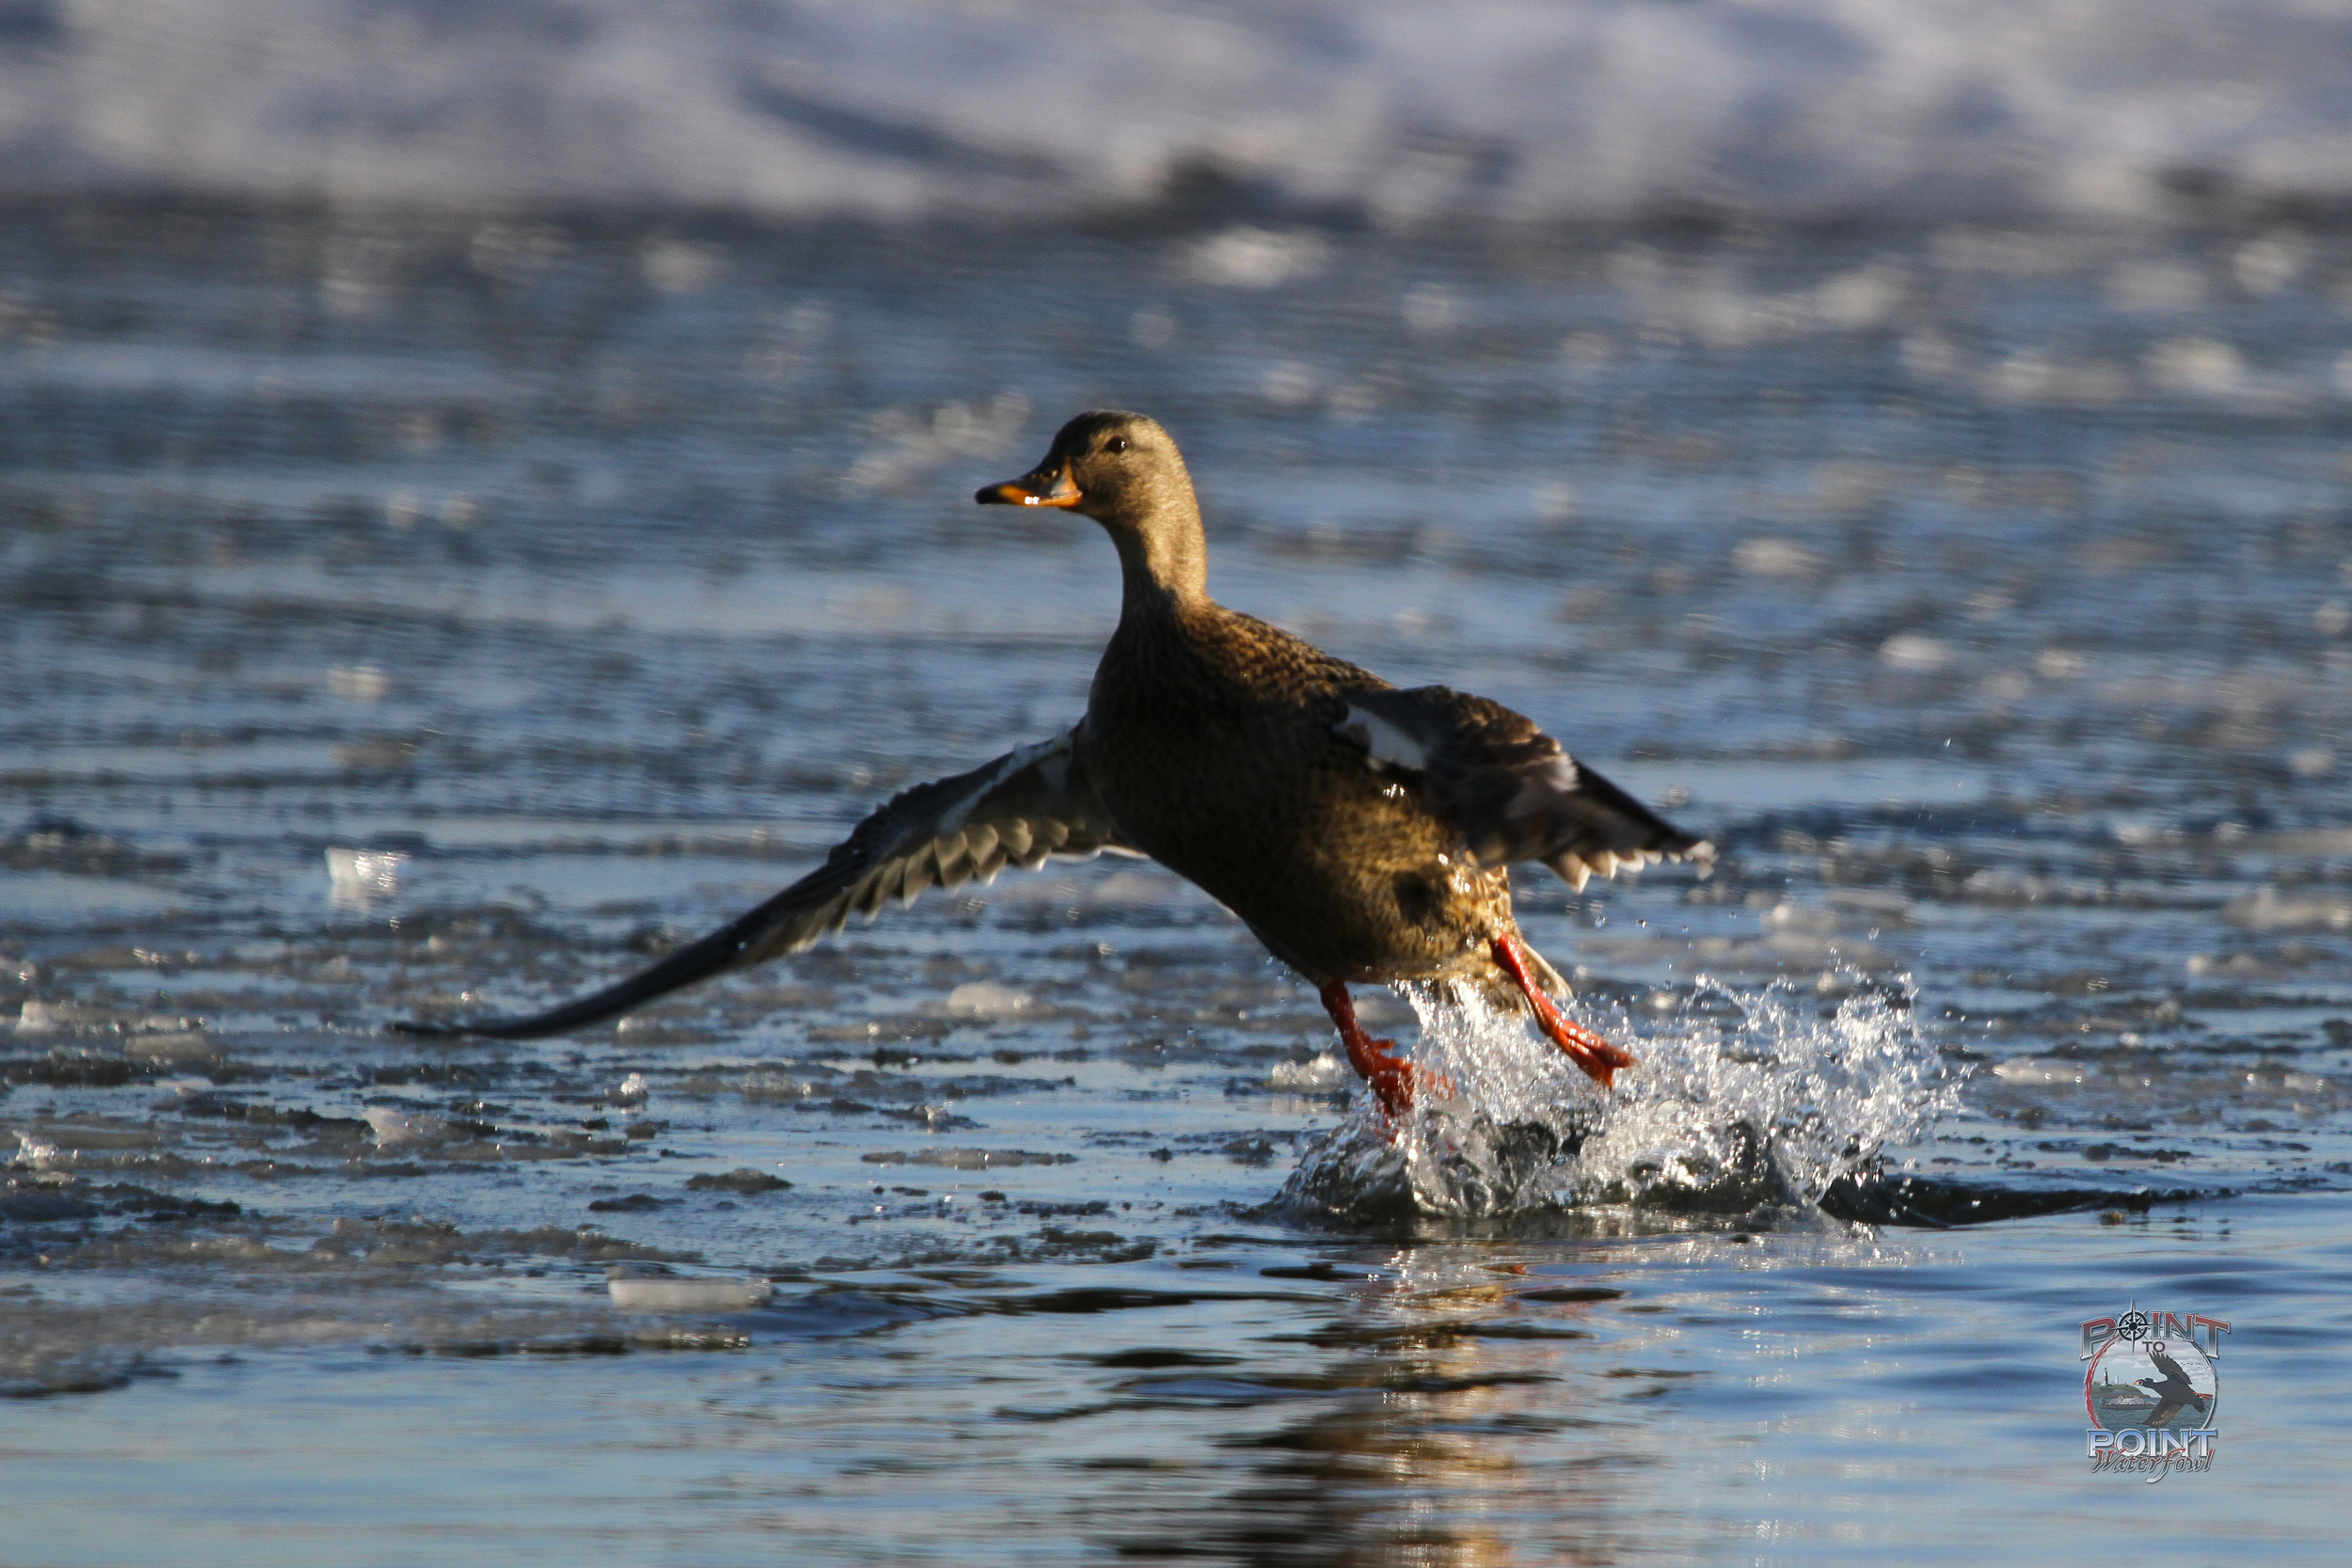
[{"left": 400, "top": 411, "right": 1710, "bottom": 1113}]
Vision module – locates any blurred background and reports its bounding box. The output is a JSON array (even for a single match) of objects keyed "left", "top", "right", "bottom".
[
  {"left": 7, "top": 0, "right": 2352, "bottom": 227},
  {"left": 4, "top": 5, "right": 2351, "bottom": 1564}
]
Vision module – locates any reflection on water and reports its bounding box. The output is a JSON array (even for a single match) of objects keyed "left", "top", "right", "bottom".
[{"left": 2, "top": 201, "right": 2349, "bottom": 1561}]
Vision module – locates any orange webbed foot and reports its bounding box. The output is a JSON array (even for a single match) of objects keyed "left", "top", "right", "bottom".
[
  {"left": 1317, "top": 980, "right": 1450, "bottom": 1120},
  {"left": 1489, "top": 932, "right": 1637, "bottom": 1089}
]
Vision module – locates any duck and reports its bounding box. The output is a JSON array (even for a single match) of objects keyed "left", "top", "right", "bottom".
[
  {"left": 397, "top": 411, "right": 1711, "bottom": 1115},
  {"left": 2133, "top": 1347, "right": 2210, "bottom": 1430}
]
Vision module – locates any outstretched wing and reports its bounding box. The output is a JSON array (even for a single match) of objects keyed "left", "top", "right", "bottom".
[
  {"left": 1335, "top": 685, "right": 1712, "bottom": 891},
  {"left": 394, "top": 726, "right": 1136, "bottom": 1040}
]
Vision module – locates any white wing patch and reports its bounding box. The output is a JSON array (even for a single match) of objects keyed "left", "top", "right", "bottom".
[
  {"left": 1339, "top": 704, "right": 1428, "bottom": 773},
  {"left": 1507, "top": 755, "right": 1581, "bottom": 818},
  {"left": 1335, "top": 687, "right": 1711, "bottom": 894}
]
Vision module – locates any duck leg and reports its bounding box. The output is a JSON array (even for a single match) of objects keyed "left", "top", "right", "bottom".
[
  {"left": 1318, "top": 980, "right": 1422, "bottom": 1117},
  {"left": 1490, "top": 932, "right": 1637, "bottom": 1090}
]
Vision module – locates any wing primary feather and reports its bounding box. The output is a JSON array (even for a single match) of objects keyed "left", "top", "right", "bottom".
[{"left": 390, "top": 726, "right": 1134, "bottom": 1040}]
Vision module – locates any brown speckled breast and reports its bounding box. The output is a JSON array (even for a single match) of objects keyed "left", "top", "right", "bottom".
[{"left": 1080, "top": 600, "right": 1522, "bottom": 987}]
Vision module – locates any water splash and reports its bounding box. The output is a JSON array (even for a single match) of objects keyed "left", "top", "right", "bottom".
[{"left": 1279, "top": 975, "right": 1959, "bottom": 1227}]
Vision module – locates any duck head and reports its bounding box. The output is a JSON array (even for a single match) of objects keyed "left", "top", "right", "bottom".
[{"left": 977, "top": 410, "right": 1206, "bottom": 607}]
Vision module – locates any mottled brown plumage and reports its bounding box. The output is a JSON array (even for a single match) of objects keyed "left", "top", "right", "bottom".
[
  {"left": 1083, "top": 521, "right": 1529, "bottom": 999},
  {"left": 399, "top": 411, "right": 1708, "bottom": 1111}
]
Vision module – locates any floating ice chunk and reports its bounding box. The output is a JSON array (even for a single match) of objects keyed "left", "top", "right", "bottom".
[
  {"left": 1130, "top": 304, "right": 1176, "bottom": 349},
  {"left": 2239, "top": 826, "right": 2352, "bottom": 854},
  {"left": 1760, "top": 931, "right": 1897, "bottom": 970},
  {"left": 326, "top": 664, "right": 390, "bottom": 701},
  {"left": 125, "top": 1031, "right": 216, "bottom": 1063},
  {"left": 1267, "top": 1052, "right": 1347, "bottom": 1090},
  {"left": 1323, "top": 379, "right": 1378, "bottom": 420},
  {"left": 860, "top": 1147, "right": 1072, "bottom": 1169},
  {"left": 2225, "top": 887, "right": 2352, "bottom": 931},
  {"left": 1826, "top": 890, "right": 1915, "bottom": 925},
  {"left": 1734, "top": 537, "right": 1819, "bottom": 578},
  {"left": 363, "top": 1107, "right": 453, "bottom": 1146},
  {"left": 1533, "top": 481, "right": 1576, "bottom": 523},
  {"left": 1185, "top": 228, "right": 1327, "bottom": 289},
  {"left": 684, "top": 1168, "right": 793, "bottom": 1194},
  {"left": 1879, "top": 634, "right": 1952, "bottom": 672},
  {"left": 25, "top": 1123, "right": 158, "bottom": 1153},
  {"left": 14, "top": 1001, "right": 70, "bottom": 1035},
  {"left": 1813, "top": 264, "right": 1908, "bottom": 329},
  {"left": 1761, "top": 902, "right": 1838, "bottom": 935},
  {"left": 607, "top": 1274, "right": 772, "bottom": 1313},
  {"left": 326, "top": 848, "right": 406, "bottom": 906},
  {"left": 1991, "top": 1057, "right": 2085, "bottom": 1085},
  {"left": 1261, "top": 360, "right": 1317, "bottom": 404},
  {"left": 2145, "top": 337, "right": 2244, "bottom": 396},
  {"left": 1401, "top": 283, "right": 1456, "bottom": 333},
  {"left": 846, "top": 393, "right": 1031, "bottom": 494},
  {"left": 641, "top": 237, "right": 727, "bottom": 293},
  {"left": 736, "top": 1070, "right": 816, "bottom": 1101},
  {"left": 1983, "top": 350, "right": 2129, "bottom": 404},
  {"left": 2233, "top": 235, "right": 2308, "bottom": 294},
  {"left": 944, "top": 981, "right": 1032, "bottom": 1019},
  {"left": 1902, "top": 332, "right": 1962, "bottom": 379},
  {"left": 14, "top": 1000, "right": 192, "bottom": 1035}
]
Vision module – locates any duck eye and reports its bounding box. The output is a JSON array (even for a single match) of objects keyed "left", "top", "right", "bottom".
[{"left": 1104, "top": 436, "right": 1130, "bottom": 454}]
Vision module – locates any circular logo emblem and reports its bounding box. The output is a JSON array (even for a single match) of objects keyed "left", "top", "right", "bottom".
[{"left": 2086, "top": 1335, "right": 2217, "bottom": 1432}]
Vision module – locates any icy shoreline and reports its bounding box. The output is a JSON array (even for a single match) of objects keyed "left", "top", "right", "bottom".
[{"left": 7, "top": 1, "right": 2351, "bottom": 227}]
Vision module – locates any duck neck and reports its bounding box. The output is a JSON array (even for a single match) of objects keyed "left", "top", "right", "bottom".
[{"left": 1107, "top": 512, "right": 1210, "bottom": 625}]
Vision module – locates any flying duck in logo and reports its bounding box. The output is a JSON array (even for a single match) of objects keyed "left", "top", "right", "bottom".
[
  {"left": 2081, "top": 1303, "right": 2228, "bottom": 1481},
  {"left": 2134, "top": 1344, "right": 2210, "bottom": 1429}
]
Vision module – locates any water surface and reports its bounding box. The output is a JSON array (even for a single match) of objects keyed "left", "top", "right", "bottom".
[{"left": 4, "top": 204, "right": 2349, "bottom": 1562}]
